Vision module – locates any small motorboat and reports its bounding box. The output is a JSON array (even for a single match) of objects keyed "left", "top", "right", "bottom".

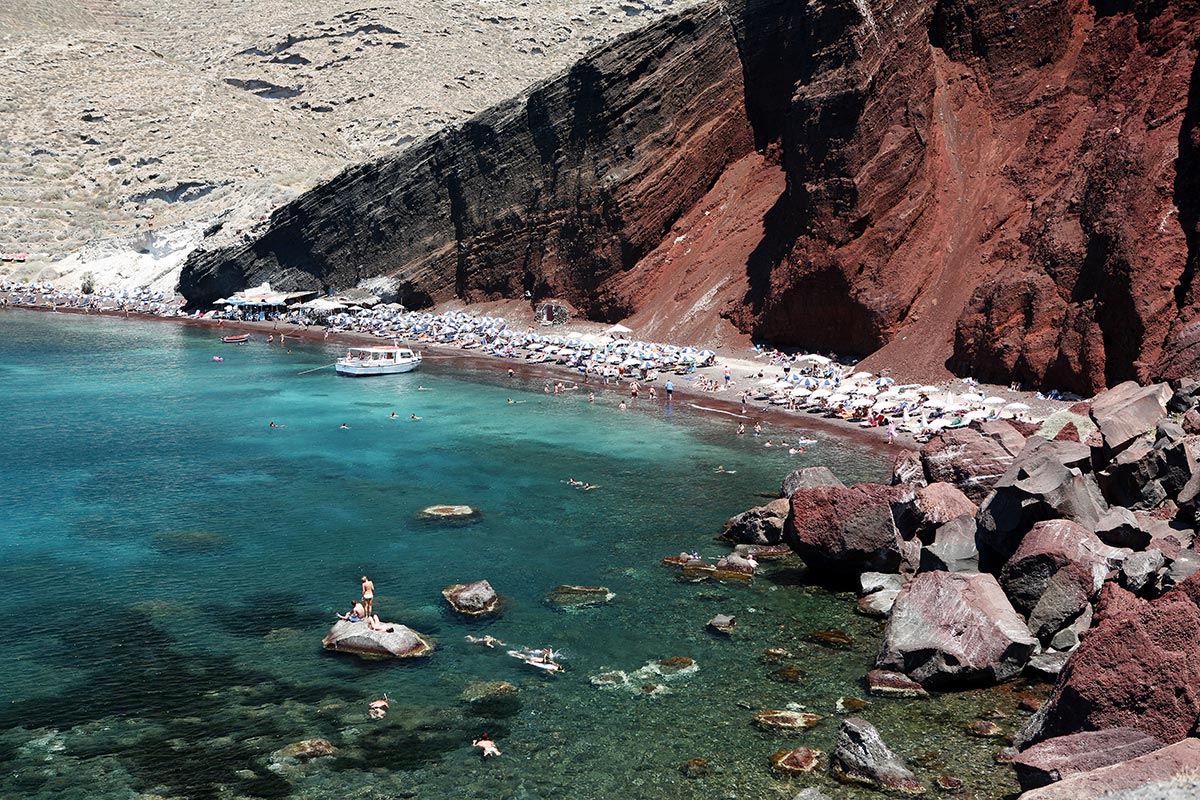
[{"left": 222, "top": 334, "right": 250, "bottom": 344}]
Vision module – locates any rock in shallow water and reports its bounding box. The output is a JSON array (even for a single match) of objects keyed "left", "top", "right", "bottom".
[
  {"left": 321, "top": 620, "right": 433, "bottom": 659},
  {"left": 769, "top": 746, "right": 823, "bottom": 775},
  {"left": 753, "top": 709, "right": 823, "bottom": 732},
  {"left": 865, "top": 669, "right": 929, "bottom": 699},
  {"left": 442, "top": 580, "right": 499, "bottom": 616},
  {"left": 830, "top": 717, "right": 925, "bottom": 795}
]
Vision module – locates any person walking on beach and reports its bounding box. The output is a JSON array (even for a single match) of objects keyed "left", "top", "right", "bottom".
[
  {"left": 361, "top": 576, "right": 375, "bottom": 618},
  {"left": 665, "top": 379, "right": 674, "bottom": 401},
  {"left": 887, "top": 421, "right": 897, "bottom": 445},
  {"left": 724, "top": 365, "right": 731, "bottom": 386},
  {"left": 630, "top": 380, "right": 639, "bottom": 399}
]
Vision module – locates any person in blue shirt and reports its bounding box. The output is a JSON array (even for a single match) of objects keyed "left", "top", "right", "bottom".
[{"left": 665, "top": 379, "right": 674, "bottom": 400}]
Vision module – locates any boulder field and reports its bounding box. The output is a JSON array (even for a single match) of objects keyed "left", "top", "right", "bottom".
[{"left": 738, "top": 379, "right": 1200, "bottom": 793}]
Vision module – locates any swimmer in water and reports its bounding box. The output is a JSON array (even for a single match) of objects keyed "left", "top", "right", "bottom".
[
  {"left": 465, "top": 634, "right": 505, "bottom": 648},
  {"left": 410, "top": 414, "right": 421, "bottom": 420},
  {"left": 472, "top": 733, "right": 501, "bottom": 757},
  {"left": 390, "top": 412, "right": 398, "bottom": 419},
  {"left": 368, "top": 695, "right": 389, "bottom": 720},
  {"left": 340, "top": 423, "right": 350, "bottom": 429},
  {"left": 269, "top": 421, "right": 279, "bottom": 428}
]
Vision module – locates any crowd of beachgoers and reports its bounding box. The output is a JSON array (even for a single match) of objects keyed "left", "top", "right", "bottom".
[{"left": 0, "top": 279, "right": 1072, "bottom": 439}]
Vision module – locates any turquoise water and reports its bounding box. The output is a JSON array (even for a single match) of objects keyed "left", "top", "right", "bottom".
[{"left": 0, "top": 310, "right": 1028, "bottom": 799}]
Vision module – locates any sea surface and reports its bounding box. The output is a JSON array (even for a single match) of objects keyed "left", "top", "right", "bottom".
[{"left": 0, "top": 310, "right": 1028, "bottom": 800}]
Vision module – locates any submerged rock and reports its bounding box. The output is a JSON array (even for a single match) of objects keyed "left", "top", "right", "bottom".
[
  {"left": 321, "top": 620, "right": 433, "bottom": 659},
  {"left": 679, "top": 757, "right": 711, "bottom": 778},
  {"left": 545, "top": 584, "right": 613, "bottom": 609},
  {"left": 271, "top": 738, "right": 337, "bottom": 764},
  {"left": 460, "top": 681, "right": 520, "bottom": 717},
  {"left": 769, "top": 746, "right": 823, "bottom": 775},
  {"left": 830, "top": 717, "right": 925, "bottom": 795},
  {"left": 442, "top": 580, "right": 499, "bottom": 616},
  {"left": 807, "top": 629, "right": 854, "bottom": 649}
]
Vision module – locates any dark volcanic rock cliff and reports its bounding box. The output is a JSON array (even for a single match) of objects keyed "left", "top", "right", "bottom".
[{"left": 182, "top": 0, "right": 1200, "bottom": 393}]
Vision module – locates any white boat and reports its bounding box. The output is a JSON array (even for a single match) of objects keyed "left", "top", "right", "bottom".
[{"left": 335, "top": 345, "right": 421, "bottom": 376}]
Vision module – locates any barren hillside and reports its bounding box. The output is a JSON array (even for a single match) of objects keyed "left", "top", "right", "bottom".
[{"left": 0, "top": 0, "right": 699, "bottom": 290}]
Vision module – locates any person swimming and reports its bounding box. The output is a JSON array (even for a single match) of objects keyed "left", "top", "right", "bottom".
[
  {"left": 472, "top": 733, "right": 501, "bottom": 757},
  {"left": 465, "top": 634, "right": 505, "bottom": 648},
  {"left": 390, "top": 412, "right": 398, "bottom": 419},
  {"left": 368, "top": 695, "right": 390, "bottom": 720},
  {"left": 410, "top": 414, "right": 421, "bottom": 420}
]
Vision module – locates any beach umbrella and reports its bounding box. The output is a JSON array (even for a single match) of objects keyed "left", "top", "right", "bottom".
[
  {"left": 827, "top": 393, "right": 851, "bottom": 404},
  {"left": 798, "top": 376, "right": 819, "bottom": 388},
  {"left": 854, "top": 385, "right": 880, "bottom": 396},
  {"left": 918, "top": 385, "right": 942, "bottom": 395},
  {"left": 961, "top": 392, "right": 985, "bottom": 404},
  {"left": 1005, "top": 402, "right": 1032, "bottom": 411},
  {"left": 875, "top": 376, "right": 895, "bottom": 386},
  {"left": 849, "top": 397, "right": 874, "bottom": 407},
  {"left": 848, "top": 371, "right": 873, "bottom": 382},
  {"left": 772, "top": 380, "right": 792, "bottom": 390},
  {"left": 982, "top": 396, "right": 1007, "bottom": 406},
  {"left": 963, "top": 409, "right": 990, "bottom": 422},
  {"left": 790, "top": 387, "right": 811, "bottom": 398},
  {"left": 794, "top": 354, "right": 831, "bottom": 366},
  {"left": 809, "top": 388, "right": 832, "bottom": 399}
]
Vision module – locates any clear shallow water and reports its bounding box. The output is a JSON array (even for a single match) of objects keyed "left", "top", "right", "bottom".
[{"left": 0, "top": 310, "right": 1029, "bottom": 800}]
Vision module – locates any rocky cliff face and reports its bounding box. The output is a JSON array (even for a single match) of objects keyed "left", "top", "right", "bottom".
[{"left": 181, "top": 0, "right": 1200, "bottom": 393}]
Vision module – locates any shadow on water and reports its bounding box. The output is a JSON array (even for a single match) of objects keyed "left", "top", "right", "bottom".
[{"left": 208, "top": 592, "right": 330, "bottom": 637}]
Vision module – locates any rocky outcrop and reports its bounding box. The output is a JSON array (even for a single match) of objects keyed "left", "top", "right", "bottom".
[
  {"left": 877, "top": 571, "right": 1037, "bottom": 687},
  {"left": 999, "top": 520, "right": 1126, "bottom": 641},
  {"left": 1013, "top": 729, "right": 1165, "bottom": 791},
  {"left": 1016, "top": 583, "right": 1200, "bottom": 748},
  {"left": 830, "top": 718, "right": 925, "bottom": 795},
  {"left": 977, "top": 438, "right": 1109, "bottom": 568},
  {"left": 321, "top": 620, "right": 434, "bottom": 659}
]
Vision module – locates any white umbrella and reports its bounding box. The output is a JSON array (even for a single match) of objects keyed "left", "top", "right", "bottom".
[
  {"left": 982, "top": 396, "right": 1007, "bottom": 406},
  {"left": 848, "top": 371, "right": 873, "bottom": 382},
  {"left": 918, "top": 385, "right": 942, "bottom": 395},
  {"left": 827, "top": 393, "right": 851, "bottom": 404},
  {"left": 963, "top": 409, "right": 990, "bottom": 422},
  {"left": 809, "top": 388, "right": 832, "bottom": 399},
  {"left": 849, "top": 397, "right": 874, "bottom": 407},
  {"left": 961, "top": 392, "right": 985, "bottom": 404},
  {"left": 772, "top": 380, "right": 793, "bottom": 390},
  {"left": 854, "top": 385, "right": 880, "bottom": 396},
  {"left": 1004, "top": 402, "right": 1031, "bottom": 411},
  {"left": 606, "top": 323, "right": 634, "bottom": 335},
  {"left": 794, "top": 354, "right": 831, "bottom": 366},
  {"left": 790, "top": 387, "right": 811, "bottom": 398}
]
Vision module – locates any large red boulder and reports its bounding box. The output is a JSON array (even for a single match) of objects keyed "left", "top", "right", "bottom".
[
  {"left": 784, "top": 483, "right": 915, "bottom": 576},
  {"left": 1015, "top": 579, "right": 1200, "bottom": 748},
  {"left": 920, "top": 429, "right": 1015, "bottom": 503},
  {"left": 876, "top": 571, "right": 1036, "bottom": 687},
  {"left": 911, "top": 482, "right": 977, "bottom": 538}
]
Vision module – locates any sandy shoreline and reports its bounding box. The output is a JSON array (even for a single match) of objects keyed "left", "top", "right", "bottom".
[{"left": 3, "top": 302, "right": 929, "bottom": 455}]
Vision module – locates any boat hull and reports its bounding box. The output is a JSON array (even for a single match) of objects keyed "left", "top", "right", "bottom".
[{"left": 335, "top": 360, "right": 421, "bottom": 376}]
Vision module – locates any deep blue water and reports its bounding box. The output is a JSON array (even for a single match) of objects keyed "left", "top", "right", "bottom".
[{"left": 0, "top": 310, "right": 1025, "bottom": 799}]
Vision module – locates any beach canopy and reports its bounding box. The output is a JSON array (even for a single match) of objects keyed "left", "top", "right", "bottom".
[{"left": 606, "top": 323, "right": 634, "bottom": 335}]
